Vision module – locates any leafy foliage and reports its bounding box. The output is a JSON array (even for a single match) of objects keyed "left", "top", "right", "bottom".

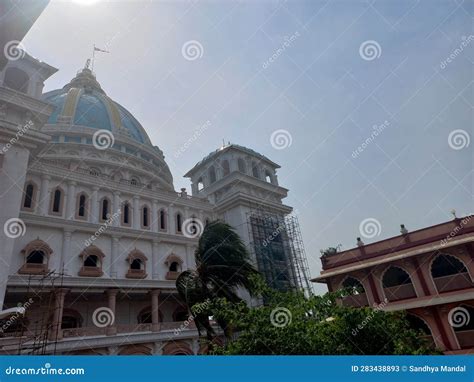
[
  {"left": 176, "top": 220, "right": 258, "bottom": 340},
  {"left": 209, "top": 278, "right": 439, "bottom": 355}
]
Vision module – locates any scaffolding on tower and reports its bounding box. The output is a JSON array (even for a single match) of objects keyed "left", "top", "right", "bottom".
[{"left": 247, "top": 208, "right": 312, "bottom": 296}]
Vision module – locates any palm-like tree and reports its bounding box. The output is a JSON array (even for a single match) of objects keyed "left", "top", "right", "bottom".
[{"left": 176, "top": 220, "right": 258, "bottom": 341}]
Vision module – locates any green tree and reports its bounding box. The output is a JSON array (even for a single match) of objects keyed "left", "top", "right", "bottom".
[
  {"left": 176, "top": 220, "right": 258, "bottom": 341},
  {"left": 209, "top": 278, "right": 439, "bottom": 355}
]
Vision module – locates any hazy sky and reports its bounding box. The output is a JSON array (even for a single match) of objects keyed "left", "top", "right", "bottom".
[{"left": 24, "top": 0, "right": 473, "bottom": 293}]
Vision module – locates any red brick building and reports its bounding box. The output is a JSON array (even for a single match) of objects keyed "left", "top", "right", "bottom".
[{"left": 312, "top": 215, "right": 474, "bottom": 354}]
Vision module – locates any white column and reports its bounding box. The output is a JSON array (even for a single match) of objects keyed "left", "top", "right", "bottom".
[
  {"left": 151, "top": 201, "right": 158, "bottom": 232},
  {"left": 60, "top": 229, "right": 73, "bottom": 274},
  {"left": 113, "top": 191, "right": 121, "bottom": 227},
  {"left": 168, "top": 204, "right": 174, "bottom": 234},
  {"left": 110, "top": 236, "right": 119, "bottom": 278},
  {"left": 133, "top": 195, "right": 140, "bottom": 229},
  {"left": 152, "top": 240, "right": 160, "bottom": 279},
  {"left": 91, "top": 186, "right": 99, "bottom": 223},
  {"left": 39, "top": 174, "right": 50, "bottom": 215},
  {"left": 66, "top": 180, "right": 76, "bottom": 219},
  {"left": 186, "top": 244, "right": 195, "bottom": 270}
]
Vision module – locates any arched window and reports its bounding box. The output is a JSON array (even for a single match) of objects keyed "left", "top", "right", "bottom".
[
  {"left": 4, "top": 67, "right": 29, "bottom": 93},
  {"left": 209, "top": 166, "right": 216, "bottom": 184},
  {"left": 100, "top": 198, "right": 110, "bottom": 221},
  {"left": 137, "top": 307, "right": 162, "bottom": 324},
  {"left": 126, "top": 250, "right": 147, "bottom": 279},
  {"left": 264, "top": 170, "right": 273, "bottom": 183},
  {"left": 79, "top": 246, "right": 104, "bottom": 277},
  {"left": 382, "top": 266, "right": 416, "bottom": 301},
  {"left": 451, "top": 305, "right": 474, "bottom": 349},
  {"left": 131, "top": 259, "right": 142, "bottom": 270},
  {"left": 197, "top": 178, "right": 204, "bottom": 191},
  {"left": 431, "top": 254, "right": 472, "bottom": 293},
  {"left": 406, "top": 314, "right": 431, "bottom": 336},
  {"left": 18, "top": 240, "right": 52, "bottom": 275},
  {"left": 238, "top": 158, "right": 246, "bottom": 173},
  {"left": 50, "top": 188, "right": 63, "bottom": 214},
  {"left": 342, "top": 277, "right": 365, "bottom": 295},
  {"left": 170, "top": 262, "right": 179, "bottom": 272},
  {"left": 22, "top": 183, "right": 35, "bottom": 210},
  {"left": 27, "top": 250, "right": 45, "bottom": 264},
  {"left": 173, "top": 307, "right": 189, "bottom": 322},
  {"left": 77, "top": 194, "right": 87, "bottom": 218},
  {"left": 130, "top": 177, "right": 139, "bottom": 186},
  {"left": 222, "top": 160, "right": 230, "bottom": 176},
  {"left": 165, "top": 254, "right": 183, "bottom": 280},
  {"left": 142, "top": 206, "right": 149, "bottom": 228},
  {"left": 159, "top": 209, "right": 167, "bottom": 230},
  {"left": 61, "top": 309, "right": 83, "bottom": 329},
  {"left": 432, "top": 254, "right": 468, "bottom": 277},
  {"left": 252, "top": 162, "right": 259, "bottom": 178},
  {"left": 122, "top": 202, "right": 131, "bottom": 226},
  {"left": 176, "top": 213, "right": 182, "bottom": 233},
  {"left": 89, "top": 168, "right": 100, "bottom": 177}
]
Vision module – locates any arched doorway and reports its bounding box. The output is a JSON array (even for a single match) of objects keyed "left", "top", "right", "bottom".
[{"left": 431, "top": 254, "right": 472, "bottom": 293}]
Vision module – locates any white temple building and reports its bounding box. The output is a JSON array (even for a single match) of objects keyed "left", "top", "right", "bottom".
[{"left": 0, "top": 47, "right": 310, "bottom": 355}]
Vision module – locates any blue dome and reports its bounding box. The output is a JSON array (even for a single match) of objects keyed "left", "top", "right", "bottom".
[{"left": 42, "top": 68, "right": 151, "bottom": 146}]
